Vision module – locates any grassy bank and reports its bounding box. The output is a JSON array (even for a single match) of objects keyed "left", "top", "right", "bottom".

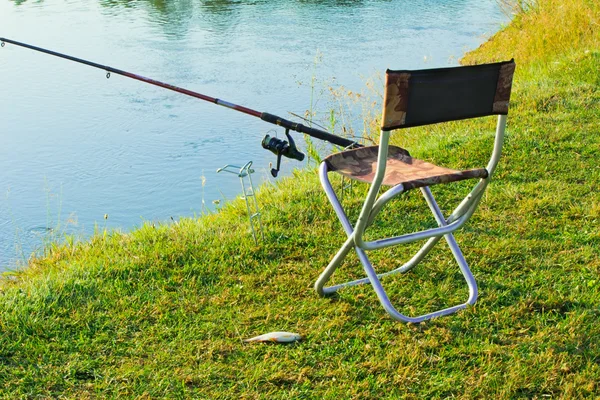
[{"left": 1, "top": 0, "right": 599, "bottom": 398}]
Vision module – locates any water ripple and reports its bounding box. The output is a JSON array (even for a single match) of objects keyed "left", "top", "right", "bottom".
[{"left": 0, "top": 0, "right": 507, "bottom": 269}]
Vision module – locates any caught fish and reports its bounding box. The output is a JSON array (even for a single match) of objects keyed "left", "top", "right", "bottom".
[{"left": 243, "top": 331, "right": 302, "bottom": 343}]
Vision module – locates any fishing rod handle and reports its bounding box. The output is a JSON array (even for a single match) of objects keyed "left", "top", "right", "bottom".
[{"left": 260, "top": 113, "right": 360, "bottom": 149}]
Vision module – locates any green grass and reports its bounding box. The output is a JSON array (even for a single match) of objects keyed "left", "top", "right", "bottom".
[{"left": 1, "top": 0, "right": 600, "bottom": 398}]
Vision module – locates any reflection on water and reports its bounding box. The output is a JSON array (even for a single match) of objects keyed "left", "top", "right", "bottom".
[
  {"left": 96, "top": 0, "right": 476, "bottom": 39},
  {"left": 0, "top": 0, "right": 506, "bottom": 270}
]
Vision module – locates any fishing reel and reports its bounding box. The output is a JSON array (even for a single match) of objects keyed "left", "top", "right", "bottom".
[{"left": 262, "top": 129, "right": 305, "bottom": 177}]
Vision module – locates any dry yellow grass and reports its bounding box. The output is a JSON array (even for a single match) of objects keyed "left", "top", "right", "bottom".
[{"left": 463, "top": 0, "right": 600, "bottom": 65}]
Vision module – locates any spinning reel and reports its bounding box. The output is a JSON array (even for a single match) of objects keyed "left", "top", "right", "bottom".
[{"left": 261, "top": 129, "right": 305, "bottom": 177}]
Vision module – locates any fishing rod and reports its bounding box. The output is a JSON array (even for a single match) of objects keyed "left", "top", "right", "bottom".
[{"left": 0, "top": 37, "right": 360, "bottom": 177}]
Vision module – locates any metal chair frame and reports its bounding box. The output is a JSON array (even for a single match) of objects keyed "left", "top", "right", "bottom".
[{"left": 314, "top": 61, "right": 514, "bottom": 322}]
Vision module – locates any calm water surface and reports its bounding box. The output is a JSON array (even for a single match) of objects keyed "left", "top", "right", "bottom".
[{"left": 0, "top": 0, "right": 506, "bottom": 270}]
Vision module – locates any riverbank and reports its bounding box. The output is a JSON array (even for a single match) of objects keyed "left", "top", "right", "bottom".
[{"left": 1, "top": 0, "right": 599, "bottom": 397}]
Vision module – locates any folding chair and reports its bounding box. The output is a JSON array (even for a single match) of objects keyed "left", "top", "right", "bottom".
[{"left": 315, "top": 60, "right": 516, "bottom": 323}]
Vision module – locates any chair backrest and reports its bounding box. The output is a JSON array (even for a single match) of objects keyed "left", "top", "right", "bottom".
[{"left": 382, "top": 60, "right": 516, "bottom": 131}]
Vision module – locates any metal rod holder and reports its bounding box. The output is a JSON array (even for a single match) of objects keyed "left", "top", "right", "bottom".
[{"left": 217, "top": 161, "right": 264, "bottom": 244}]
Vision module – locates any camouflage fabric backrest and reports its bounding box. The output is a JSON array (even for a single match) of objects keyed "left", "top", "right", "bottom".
[{"left": 382, "top": 60, "right": 515, "bottom": 131}]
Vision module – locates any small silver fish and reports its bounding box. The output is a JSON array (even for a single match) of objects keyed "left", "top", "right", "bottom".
[{"left": 243, "top": 331, "right": 302, "bottom": 343}]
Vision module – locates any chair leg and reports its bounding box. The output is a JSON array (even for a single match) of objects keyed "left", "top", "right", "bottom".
[
  {"left": 315, "top": 235, "right": 443, "bottom": 295},
  {"left": 316, "top": 162, "right": 442, "bottom": 293},
  {"left": 316, "top": 162, "right": 435, "bottom": 296},
  {"left": 316, "top": 162, "right": 478, "bottom": 322},
  {"left": 314, "top": 236, "right": 355, "bottom": 296},
  {"left": 420, "top": 187, "right": 478, "bottom": 303},
  {"left": 357, "top": 243, "right": 475, "bottom": 323}
]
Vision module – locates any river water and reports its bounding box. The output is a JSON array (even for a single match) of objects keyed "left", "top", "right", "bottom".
[{"left": 0, "top": 0, "right": 506, "bottom": 270}]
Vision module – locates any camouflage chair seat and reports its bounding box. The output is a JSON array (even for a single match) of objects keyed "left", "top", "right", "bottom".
[
  {"left": 323, "top": 145, "right": 488, "bottom": 190},
  {"left": 315, "top": 60, "right": 516, "bottom": 323}
]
